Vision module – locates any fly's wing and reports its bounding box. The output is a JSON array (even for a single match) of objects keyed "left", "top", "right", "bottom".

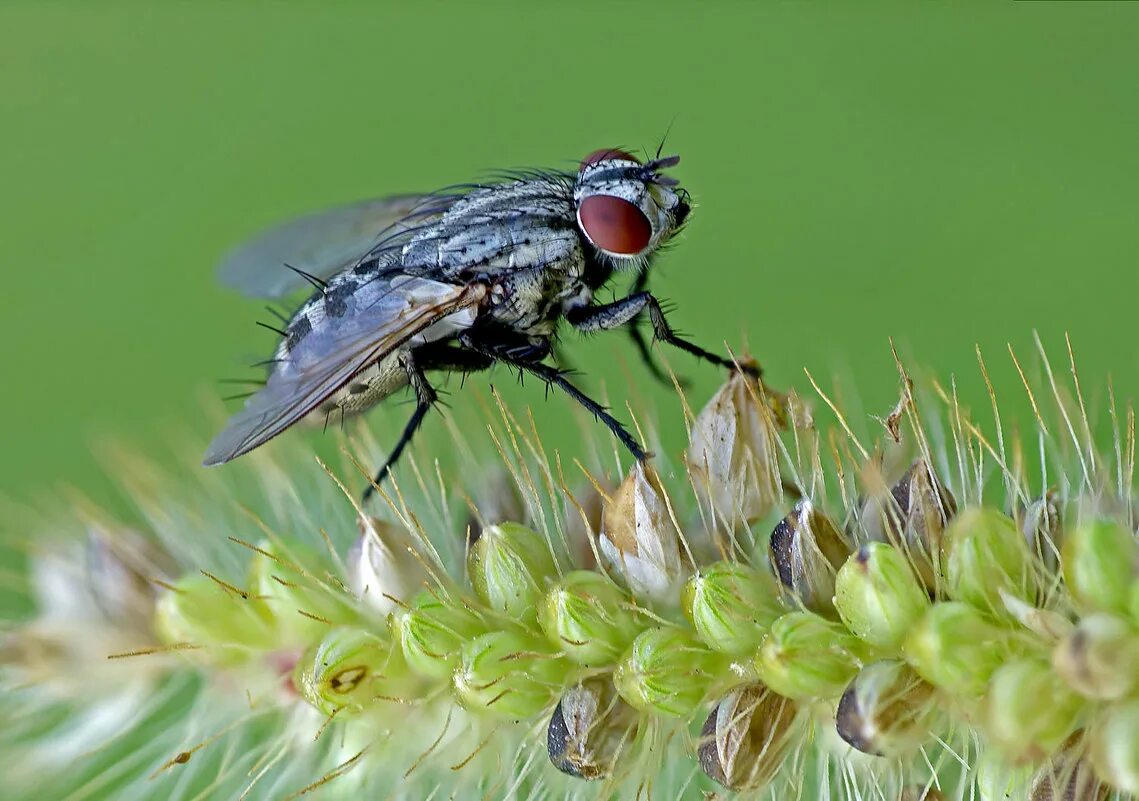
[
  {"left": 217, "top": 194, "right": 459, "bottom": 299},
  {"left": 203, "top": 278, "right": 486, "bottom": 465}
]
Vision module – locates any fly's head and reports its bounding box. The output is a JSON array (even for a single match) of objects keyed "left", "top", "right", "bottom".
[{"left": 573, "top": 148, "right": 690, "bottom": 269}]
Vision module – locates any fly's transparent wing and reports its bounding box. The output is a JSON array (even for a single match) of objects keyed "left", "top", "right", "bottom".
[
  {"left": 203, "top": 278, "right": 485, "bottom": 465},
  {"left": 217, "top": 194, "right": 459, "bottom": 299}
]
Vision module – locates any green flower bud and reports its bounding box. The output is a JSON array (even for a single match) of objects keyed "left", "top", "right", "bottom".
[
  {"left": 468, "top": 522, "right": 558, "bottom": 620},
  {"left": 296, "top": 627, "right": 417, "bottom": 716},
  {"left": 903, "top": 602, "right": 1012, "bottom": 697},
  {"left": 599, "top": 463, "right": 684, "bottom": 604},
  {"left": 682, "top": 561, "right": 783, "bottom": 656},
  {"left": 768, "top": 500, "right": 852, "bottom": 615},
  {"left": 1089, "top": 699, "right": 1139, "bottom": 795},
  {"left": 452, "top": 630, "right": 564, "bottom": 719},
  {"left": 389, "top": 590, "right": 484, "bottom": 680},
  {"left": 1052, "top": 612, "right": 1139, "bottom": 700},
  {"left": 248, "top": 539, "right": 357, "bottom": 644},
  {"left": 538, "top": 570, "right": 639, "bottom": 667},
  {"left": 547, "top": 677, "right": 640, "bottom": 780},
  {"left": 834, "top": 542, "right": 930, "bottom": 651},
  {"left": 753, "top": 612, "right": 868, "bottom": 700},
  {"left": 1062, "top": 520, "right": 1137, "bottom": 614},
  {"left": 154, "top": 574, "right": 276, "bottom": 663},
  {"left": 614, "top": 627, "right": 723, "bottom": 717},
  {"left": 860, "top": 460, "right": 956, "bottom": 591},
  {"left": 982, "top": 658, "right": 1082, "bottom": 764},
  {"left": 943, "top": 507, "right": 1037, "bottom": 616},
  {"left": 697, "top": 682, "right": 798, "bottom": 791},
  {"left": 835, "top": 660, "right": 935, "bottom": 757}
]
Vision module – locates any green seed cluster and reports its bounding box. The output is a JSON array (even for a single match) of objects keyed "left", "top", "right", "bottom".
[
  {"left": 9, "top": 353, "right": 1139, "bottom": 800},
  {"left": 155, "top": 482, "right": 1139, "bottom": 796}
]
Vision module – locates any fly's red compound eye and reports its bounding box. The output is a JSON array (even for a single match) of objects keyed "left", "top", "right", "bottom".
[
  {"left": 578, "top": 195, "right": 652, "bottom": 255},
  {"left": 580, "top": 148, "right": 640, "bottom": 170}
]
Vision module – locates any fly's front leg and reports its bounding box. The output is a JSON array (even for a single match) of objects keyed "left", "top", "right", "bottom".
[
  {"left": 457, "top": 331, "right": 648, "bottom": 462},
  {"left": 363, "top": 349, "right": 438, "bottom": 501},
  {"left": 566, "top": 292, "right": 759, "bottom": 378}
]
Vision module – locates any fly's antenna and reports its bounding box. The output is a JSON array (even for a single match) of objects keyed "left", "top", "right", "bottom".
[
  {"left": 654, "top": 115, "right": 678, "bottom": 161},
  {"left": 643, "top": 154, "right": 681, "bottom": 187}
]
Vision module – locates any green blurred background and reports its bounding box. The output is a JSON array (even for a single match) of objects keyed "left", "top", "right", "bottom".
[{"left": 2, "top": 1, "right": 1138, "bottom": 504}]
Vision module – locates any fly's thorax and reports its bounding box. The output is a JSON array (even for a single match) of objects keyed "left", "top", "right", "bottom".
[
  {"left": 401, "top": 179, "right": 580, "bottom": 279},
  {"left": 481, "top": 249, "right": 588, "bottom": 334}
]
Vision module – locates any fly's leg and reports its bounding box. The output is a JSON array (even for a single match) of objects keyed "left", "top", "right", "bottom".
[
  {"left": 457, "top": 331, "right": 648, "bottom": 462},
  {"left": 565, "top": 292, "right": 759, "bottom": 378},
  {"left": 627, "top": 324, "right": 682, "bottom": 387},
  {"left": 363, "top": 350, "right": 438, "bottom": 501},
  {"left": 414, "top": 341, "right": 496, "bottom": 374},
  {"left": 624, "top": 273, "right": 683, "bottom": 387}
]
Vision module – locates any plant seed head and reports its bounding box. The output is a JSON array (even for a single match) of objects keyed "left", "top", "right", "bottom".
[
  {"left": 296, "top": 627, "right": 411, "bottom": 716},
  {"left": 388, "top": 590, "right": 484, "bottom": 680},
  {"left": 613, "top": 627, "right": 722, "bottom": 717},
  {"left": 943, "top": 507, "right": 1038, "bottom": 617},
  {"left": 686, "top": 365, "right": 785, "bottom": 526},
  {"left": 1062, "top": 520, "right": 1138, "bottom": 615},
  {"left": 347, "top": 516, "right": 427, "bottom": 617},
  {"left": 697, "top": 682, "right": 798, "bottom": 791},
  {"left": 81, "top": 524, "right": 170, "bottom": 634},
  {"left": 982, "top": 657, "right": 1083, "bottom": 765},
  {"left": 599, "top": 462, "right": 684, "bottom": 604},
  {"left": 1088, "top": 698, "right": 1139, "bottom": 795},
  {"left": 768, "top": 499, "right": 852, "bottom": 616},
  {"left": 538, "top": 569, "right": 639, "bottom": 667},
  {"left": 682, "top": 561, "right": 784, "bottom": 656},
  {"left": 834, "top": 541, "right": 931, "bottom": 651},
  {"left": 467, "top": 522, "right": 557, "bottom": 620},
  {"left": 753, "top": 611, "right": 868, "bottom": 700},
  {"left": 154, "top": 573, "right": 277, "bottom": 664},
  {"left": 451, "top": 629, "right": 563, "bottom": 718},
  {"left": 835, "top": 659, "right": 935, "bottom": 757},
  {"left": 547, "top": 677, "right": 640, "bottom": 780},
  {"left": 463, "top": 468, "right": 527, "bottom": 546},
  {"left": 1052, "top": 612, "right": 1139, "bottom": 700},
  {"left": 903, "top": 601, "right": 1011, "bottom": 697},
  {"left": 248, "top": 539, "right": 358, "bottom": 644},
  {"left": 1019, "top": 490, "right": 1064, "bottom": 579},
  {"left": 861, "top": 459, "right": 956, "bottom": 591}
]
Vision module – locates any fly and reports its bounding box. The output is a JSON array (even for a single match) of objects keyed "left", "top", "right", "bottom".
[{"left": 204, "top": 147, "right": 756, "bottom": 499}]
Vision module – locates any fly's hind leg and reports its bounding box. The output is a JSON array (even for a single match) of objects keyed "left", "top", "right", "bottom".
[
  {"left": 363, "top": 350, "right": 438, "bottom": 501},
  {"left": 457, "top": 331, "right": 648, "bottom": 463}
]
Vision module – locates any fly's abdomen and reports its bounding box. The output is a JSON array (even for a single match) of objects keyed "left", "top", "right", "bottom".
[{"left": 307, "top": 352, "right": 408, "bottom": 424}]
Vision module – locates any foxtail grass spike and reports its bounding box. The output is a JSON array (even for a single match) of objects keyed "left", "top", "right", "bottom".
[{"left": 5, "top": 338, "right": 1139, "bottom": 800}]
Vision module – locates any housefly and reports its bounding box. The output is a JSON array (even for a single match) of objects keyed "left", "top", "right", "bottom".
[{"left": 205, "top": 148, "right": 754, "bottom": 498}]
